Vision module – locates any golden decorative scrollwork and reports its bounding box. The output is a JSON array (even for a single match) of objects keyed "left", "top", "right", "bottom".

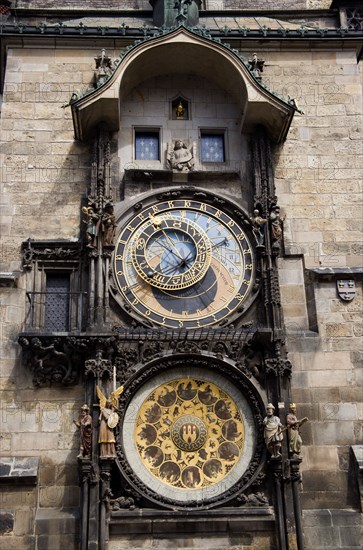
[{"left": 135, "top": 378, "right": 245, "bottom": 490}]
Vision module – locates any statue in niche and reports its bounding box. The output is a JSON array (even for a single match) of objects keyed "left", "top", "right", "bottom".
[
  {"left": 263, "top": 403, "right": 284, "bottom": 458},
  {"left": 150, "top": 0, "right": 201, "bottom": 28},
  {"left": 96, "top": 385, "right": 124, "bottom": 458},
  {"left": 286, "top": 403, "right": 309, "bottom": 458},
  {"left": 176, "top": 100, "right": 185, "bottom": 119},
  {"left": 251, "top": 209, "right": 268, "bottom": 248},
  {"left": 270, "top": 205, "right": 285, "bottom": 248},
  {"left": 82, "top": 206, "right": 100, "bottom": 248},
  {"left": 74, "top": 404, "right": 93, "bottom": 459},
  {"left": 167, "top": 139, "right": 194, "bottom": 172},
  {"left": 175, "top": 0, "right": 192, "bottom": 19},
  {"left": 102, "top": 204, "right": 116, "bottom": 247}
]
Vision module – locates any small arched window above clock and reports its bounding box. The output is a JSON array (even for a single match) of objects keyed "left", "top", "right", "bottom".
[{"left": 170, "top": 94, "right": 190, "bottom": 120}]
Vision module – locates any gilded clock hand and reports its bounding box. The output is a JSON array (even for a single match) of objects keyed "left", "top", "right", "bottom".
[
  {"left": 160, "top": 229, "right": 183, "bottom": 261},
  {"left": 155, "top": 237, "right": 184, "bottom": 262},
  {"left": 182, "top": 237, "right": 228, "bottom": 264}
]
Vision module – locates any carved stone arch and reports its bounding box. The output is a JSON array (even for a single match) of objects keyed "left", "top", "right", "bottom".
[{"left": 71, "top": 26, "right": 296, "bottom": 143}]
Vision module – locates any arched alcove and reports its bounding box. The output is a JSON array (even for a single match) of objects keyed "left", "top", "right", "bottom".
[{"left": 71, "top": 27, "right": 296, "bottom": 143}]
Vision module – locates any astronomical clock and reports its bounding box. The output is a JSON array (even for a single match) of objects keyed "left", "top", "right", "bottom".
[
  {"left": 112, "top": 192, "right": 256, "bottom": 329},
  {"left": 108, "top": 187, "right": 267, "bottom": 510}
]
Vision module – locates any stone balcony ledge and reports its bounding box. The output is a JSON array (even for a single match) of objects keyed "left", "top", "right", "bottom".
[{"left": 0, "top": 457, "right": 39, "bottom": 485}]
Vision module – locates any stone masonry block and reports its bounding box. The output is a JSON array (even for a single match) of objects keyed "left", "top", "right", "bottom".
[
  {"left": 339, "top": 524, "right": 363, "bottom": 547},
  {"left": 39, "top": 484, "right": 79, "bottom": 508},
  {"left": 301, "top": 490, "right": 349, "bottom": 510},
  {"left": 302, "top": 509, "right": 333, "bottom": 527},
  {"left": 302, "top": 351, "right": 353, "bottom": 371},
  {"left": 309, "top": 370, "right": 349, "bottom": 388},
  {"left": 35, "top": 508, "right": 79, "bottom": 535},
  {"left": 319, "top": 402, "right": 357, "bottom": 421},
  {"left": 14, "top": 509, "right": 35, "bottom": 536},
  {"left": 37, "top": 534, "right": 78, "bottom": 550},
  {"left": 300, "top": 525, "right": 340, "bottom": 549},
  {"left": 0, "top": 535, "right": 36, "bottom": 550},
  {"left": 331, "top": 509, "right": 363, "bottom": 526},
  {"left": 311, "top": 421, "right": 355, "bottom": 445},
  {"left": 303, "top": 446, "right": 339, "bottom": 470},
  {"left": 11, "top": 433, "right": 59, "bottom": 452},
  {"left": 0, "top": 487, "right": 38, "bottom": 508}
]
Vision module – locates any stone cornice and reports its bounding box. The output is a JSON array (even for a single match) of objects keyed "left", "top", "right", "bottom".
[
  {"left": 1, "top": 22, "right": 361, "bottom": 40},
  {"left": 307, "top": 267, "right": 363, "bottom": 280}
]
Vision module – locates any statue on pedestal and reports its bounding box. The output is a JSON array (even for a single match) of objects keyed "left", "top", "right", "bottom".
[
  {"left": 263, "top": 403, "right": 283, "bottom": 458},
  {"left": 251, "top": 209, "right": 268, "bottom": 248},
  {"left": 74, "top": 404, "right": 93, "bottom": 459},
  {"left": 96, "top": 385, "right": 124, "bottom": 458},
  {"left": 286, "top": 403, "right": 308, "bottom": 458}
]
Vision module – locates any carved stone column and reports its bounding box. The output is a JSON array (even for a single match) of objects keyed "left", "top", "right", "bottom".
[
  {"left": 270, "top": 459, "right": 288, "bottom": 550},
  {"left": 290, "top": 458, "right": 304, "bottom": 550},
  {"left": 78, "top": 460, "right": 92, "bottom": 550},
  {"left": 84, "top": 123, "right": 116, "bottom": 329},
  {"left": 99, "top": 459, "right": 114, "bottom": 550}
]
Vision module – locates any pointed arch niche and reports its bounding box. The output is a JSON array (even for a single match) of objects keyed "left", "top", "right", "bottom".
[{"left": 71, "top": 27, "right": 296, "bottom": 145}]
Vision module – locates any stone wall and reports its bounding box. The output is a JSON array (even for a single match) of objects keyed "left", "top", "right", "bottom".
[
  {"left": 13, "top": 1, "right": 333, "bottom": 11},
  {"left": 0, "top": 20, "right": 362, "bottom": 550},
  {"left": 0, "top": 46, "right": 95, "bottom": 549},
  {"left": 266, "top": 46, "right": 362, "bottom": 548},
  {"left": 0, "top": 46, "right": 113, "bottom": 269},
  {"left": 14, "top": 0, "right": 151, "bottom": 9},
  {"left": 119, "top": 74, "right": 250, "bottom": 181}
]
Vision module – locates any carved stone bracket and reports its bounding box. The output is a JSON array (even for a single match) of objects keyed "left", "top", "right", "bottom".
[
  {"left": 289, "top": 458, "right": 303, "bottom": 483},
  {"left": 236, "top": 491, "right": 269, "bottom": 506},
  {"left": 17, "top": 327, "right": 274, "bottom": 388},
  {"left": 85, "top": 357, "right": 113, "bottom": 379},
  {"left": 265, "top": 357, "right": 292, "bottom": 378},
  {"left": 18, "top": 335, "right": 85, "bottom": 387},
  {"left": 78, "top": 459, "right": 95, "bottom": 484}
]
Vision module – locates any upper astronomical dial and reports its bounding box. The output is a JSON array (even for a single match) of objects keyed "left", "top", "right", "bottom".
[
  {"left": 113, "top": 197, "right": 255, "bottom": 329},
  {"left": 131, "top": 214, "right": 212, "bottom": 291}
]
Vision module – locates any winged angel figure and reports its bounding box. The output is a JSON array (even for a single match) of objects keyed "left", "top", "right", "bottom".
[
  {"left": 167, "top": 139, "right": 194, "bottom": 172},
  {"left": 96, "top": 385, "right": 123, "bottom": 457}
]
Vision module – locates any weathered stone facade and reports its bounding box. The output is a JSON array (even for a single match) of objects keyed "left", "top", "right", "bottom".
[{"left": 0, "top": 1, "right": 362, "bottom": 549}]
